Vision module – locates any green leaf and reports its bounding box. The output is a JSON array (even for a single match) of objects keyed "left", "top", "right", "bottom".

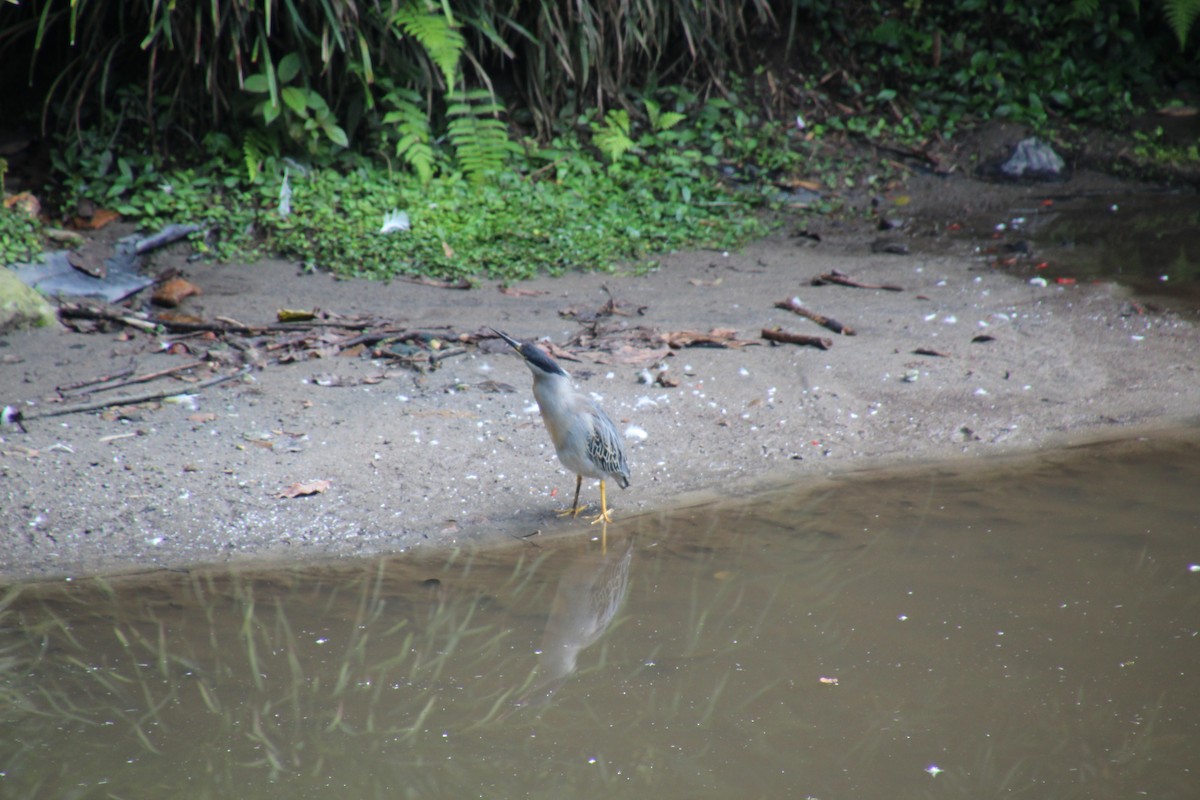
[
  {"left": 281, "top": 87, "right": 308, "bottom": 116},
  {"left": 277, "top": 52, "right": 301, "bottom": 85},
  {"left": 324, "top": 124, "right": 349, "bottom": 148},
  {"left": 244, "top": 74, "right": 270, "bottom": 94}
]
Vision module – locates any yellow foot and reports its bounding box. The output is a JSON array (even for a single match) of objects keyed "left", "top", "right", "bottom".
[
  {"left": 557, "top": 505, "right": 586, "bottom": 519},
  {"left": 589, "top": 508, "right": 614, "bottom": 525}
]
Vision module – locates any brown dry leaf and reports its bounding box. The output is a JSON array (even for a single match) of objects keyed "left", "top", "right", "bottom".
[
  {"left": 401, "top": 275, "right": 472, "bottom": 290},
  {"left": 541, "top": 340, "right": 582, "bottom": 362},
  {"left": 654, "top": 371, "right": 679, "bottom": 388},
  {"left": 154, "top": 310, "right": 206, "bottom": 325},
  {"left": 787, "top": 178, "right": 823, "bottom": 192},
  {"left": 663, "top": 328, "right": 758, "bottom": 349},
  {"left": 188, "top": 412, "right": 218, "bottom": 424},
  {"left": 3, "top": 192, "right": 41, "bottom": 217},
  {"left": 587, "top": 345, "right": 673, "bottom": 366},
  {"left": 499, "top": 285, "right": 547, "bottom": 297},
  {"left": 276, "top": 479, "right": 331, "bottom": 499},
  {"left": 153, "top": 277, "right": 202, "bottom": 307},
  {"left": 441, "top": 240, "right": 455, "bottom": 258},
  {"left": 688, "top": 277, "right": 723, "bottom": 287},
  {"left": 278, "top": 308, "right": 317, "bottom": 322},
  {"left": 87, "top": 208, "right": 121, "bottom": 230}
]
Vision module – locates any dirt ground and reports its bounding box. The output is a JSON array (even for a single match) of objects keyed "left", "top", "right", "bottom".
[{"left": 3, "top": 164, "right": 1199, "bottom": 584}]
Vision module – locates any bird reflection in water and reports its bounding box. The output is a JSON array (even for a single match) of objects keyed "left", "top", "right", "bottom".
[{"left": 515, "top": 530, "right": 635, "bottom": 709}]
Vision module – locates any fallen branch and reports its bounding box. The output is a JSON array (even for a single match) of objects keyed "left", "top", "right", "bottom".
[
  {"left": 57, "top": 366, "right": 136, "bottom": 394},
  {"left": 24, "top": 369, "right": 244, "bottom": 421},
  {"left": 56, "top": 305, "right": 160, "bottom": 332},
  {"left": 430, "top": 347, "right": 467, "bottom": 364},
  {"left": 57, "top": 304, "right": 382, "bottom": 335},
  {"left": 761, "top": 327, "right": 833, "bottom": 350},
  {"left": 134, "top": 223, "right": 204, "bottom": 255},
  {"left": 60, "top": 360, "right": 207, "bottom": 398},
  {"left": 811, "top": 270, "right": 904, "bottom": 291},
  {"left": 775, "top": 297, "right": 856, "bottom": 335}
]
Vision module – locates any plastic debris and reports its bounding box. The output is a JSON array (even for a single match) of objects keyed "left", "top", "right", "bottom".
[
  {"left": 380, "top": 209, "right": 411, "bottom": 234},
  {"left": 997, "top": 137, "right": 1067, "bottom": 181},
  {"left": 278, "top": 170, "right": 293, "bottom": 217},
  {"left": 11, "top": 223, "right": 202, "bottom": 303}
]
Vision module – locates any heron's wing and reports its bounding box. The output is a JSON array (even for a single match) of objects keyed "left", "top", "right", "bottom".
[{"left": 586, "top": 404, "right": 631, "bottom": 486}]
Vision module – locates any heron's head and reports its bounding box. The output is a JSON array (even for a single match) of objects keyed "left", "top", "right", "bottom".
[{"left": 491, "top": 328, "right": 568, "bottom": 378}]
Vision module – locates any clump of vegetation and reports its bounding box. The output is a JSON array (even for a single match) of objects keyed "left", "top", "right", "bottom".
[
  {"left": 37, "top": 86, "right": 796, "bottom": 279},
  {"left": 2, "top": 1, "right": 1198, "bottom": 277},
  {"left": 0, "top": 207, "right": 44, "bottom": 267}
]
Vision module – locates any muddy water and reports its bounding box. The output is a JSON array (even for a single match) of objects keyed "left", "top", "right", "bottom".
[
  {"left": 931, "top": 190, "right": 1200, "bottom": 307},
  {"left": 2, "top": 430, "right": 1198, "bottom": 799}
]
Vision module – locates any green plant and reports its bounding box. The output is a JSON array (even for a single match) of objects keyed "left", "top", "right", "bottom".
[
  {"left": 0, "top": 206, "right": 43, "bottom": 266},
  {"left": 1160, "top": 0, "right": 1200, "bottom": 46},
  {"left": 592, "top": 110, "right": 635, "bottom": 162},
  {"left": 243, "top": 53, "right": 349, "bottom": 155},
  {"left": 381, "top": 83, "right": 438, "bottom": 184},
  {"left": 445, "top": 89, "right": 522, "bottom": 182}
]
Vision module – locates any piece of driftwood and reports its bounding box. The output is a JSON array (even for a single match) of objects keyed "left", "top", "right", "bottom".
[
  {"left": 57, "top": 304, "right": 384, "bottom": 335},
  {"left": 761, "top": 327, "right": 833, "bottom": 350},
  {"left": 775, "top": 297, "right": 856, "bottom": 335},
  {"left": 811, "top": 270, "right": 904, "bottom": 291}
]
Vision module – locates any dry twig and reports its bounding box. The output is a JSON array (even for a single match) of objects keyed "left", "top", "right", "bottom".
[
  {"left": 811, "top": 270, "right": 904, "bottom": 291},
  {"left": 761, "top": 327, "right": 833, "bottom": 350},
  {"left": 24, "top": 370, "right": 244, "bottom": 421},
  {"left": 775, "top": 297, "right": 856, "bottom": 335}
]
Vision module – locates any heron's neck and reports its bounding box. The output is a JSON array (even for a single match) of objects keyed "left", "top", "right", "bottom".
[{"left": 532, "top": 372, "right": 573, "bottom": 410}]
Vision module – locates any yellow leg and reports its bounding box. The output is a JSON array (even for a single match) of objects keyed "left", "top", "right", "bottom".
[
  {"left": 556, "top": 474, "right": 586, "bottom": 518},
  {"left": 589, "top": 479, "right": 615, "bottom": 525}
]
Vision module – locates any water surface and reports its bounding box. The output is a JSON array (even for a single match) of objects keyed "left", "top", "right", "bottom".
[{"left": 2, "top": 430, "right": 1198, "bottom": 798}]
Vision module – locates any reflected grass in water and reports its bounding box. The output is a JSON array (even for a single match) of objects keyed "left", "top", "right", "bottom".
[{"left": 2, "top": 429, "right": 1199, "bottom": 798}]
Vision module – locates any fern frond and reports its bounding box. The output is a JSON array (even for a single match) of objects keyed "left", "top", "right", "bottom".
[
  {"left": 445, "top": 89, "right": 518, "bottom": 183},
  {"left": 592, "top": 109, "right": 634, "bottom": 162},
  {"left": 644, "top": 99, "right": 688, "bottom": 132},
  {"left": 392, "top": 2, "right": 466, "bottom": 89},
  {"left": 1163, "top": 0, "right": 1200, "bottom": 47},
  {"left": 383, "top": 87, "right": 437, "bottom": 184}
]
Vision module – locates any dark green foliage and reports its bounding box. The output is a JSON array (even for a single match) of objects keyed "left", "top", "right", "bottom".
[
  {"left": 445, "top": 89, "right": 523, "bottom": 182},
  {"left": 1161, "top": 0, "right": 1200, "bottom": 46},
  {"left": 4, "top": 1, "right": 1199, "bottom": 280},
  {"left": 26, "top": 84, "right": 781, "bottom": 281},
  {"left": 0, "top": 206, "right": 44, "bottom": 267},
  {"left": 788, "top": 0, "right": 1191, "bottom": 136}
]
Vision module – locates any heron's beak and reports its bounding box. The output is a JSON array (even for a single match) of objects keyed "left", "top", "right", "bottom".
[{"left": 490, "top": 328, "right": 522, "bottom": 351}]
